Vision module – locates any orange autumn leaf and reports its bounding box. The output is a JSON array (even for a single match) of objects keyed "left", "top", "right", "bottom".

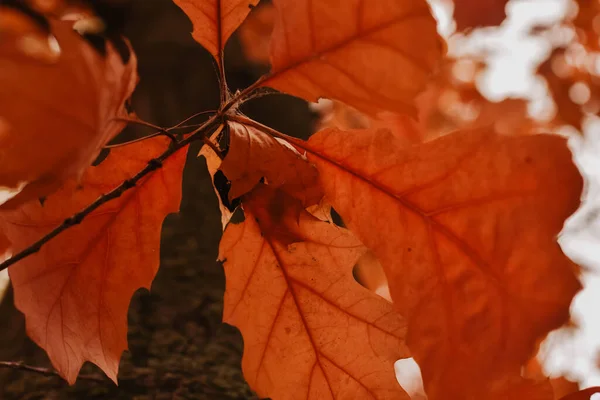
[
  {"left": 220, "top": 121, "right": 323, "bottom": 206},
  {"left": 523, "top": 357, "right": 580, "bottom": 398},
  {"left": 551, "top": 378, "right": 582, "bottom": 399},
  {"left": 293, "top": 126, "right": 583, "bottom": 399},
  {"left": 219, "top": 186, "right": 409, "bottom": 400},
  {"left": 453, "top": 0, "right": 509, "bottom": 32},
  {"left": 354, "top": 251, "right": 391, "bottom": 301},
  {"left": 172, "top": 0, "right": 259, "bottom": 63},
  {"left": 238, "top": 2, "right": 275, "bottom": 65},
  {"left": 572, "top": 0, "right": 600, "bottom": 52},
  {"left": 0, "top": 6, "right": 47, "bottom": 38},
  {"left": 261, "top": 0, "right": 444, "bottom": 116},
  {"left": 560, "top": 387, "right": 600, "bottom": 400},
  {"left": 488, "top": 378, "right": 554, "bottom": 400},
  {"left": 0, "top": 231, "right": 10, "bottom": 257},
  {"left": 538, "top": 48, "right": 600, "bottom": 132},
  {"left": 0, "top": 20, "right": 137, "bottom": 208},
  {"left": 0, "top": 137, "right": 187, "bottom": 383}
]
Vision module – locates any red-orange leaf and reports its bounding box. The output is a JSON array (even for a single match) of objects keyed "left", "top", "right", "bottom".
[
  {"left": 560, "top": 387, "right": 600, "bottom": 400},
  {"left": 295, "top": 127, "right": 582, "bottom": 399},
  {"left": 239, "top": 2, "right": 276, "bottom": 65},
  {"left": 172, "top": 0, "right": 259, "bottom": 63},
  {"left": 219, "top": 186, "right": 409, "bottom": 400},
  {"left": 261, "top": 0, "right": 444, "bottom": 116},
  {"left": 0, "top": 137, "right": 187, "bottom": 383},
  {"left": 0, "top": 20, "right": 137, "bottom": 208},
  {"left": 453, "top": 0, "right": 509, "bottom": 31},
  {"left": 220, "top": 121, "right": 323, "bottom": 205}
]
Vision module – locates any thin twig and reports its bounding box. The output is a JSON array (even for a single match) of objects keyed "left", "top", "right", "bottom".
[
  {"left": 104, "top": 131, "right": 165, "bottom": 148},
  {"left": 0, "top": 361, "right": 105, "bottom": 382},
  {"left": 220, "top": 75, "right": 268, "bottom": 114},
  {"left": 169, "top": 110, "right": 218, "bottom": 129},
  {"left": 0, "top": 75, "right": 263, "bottom": 272},
  {"left": 0, "top": 114, "right": 221, "bottom": 273},
  {"left": 114, "top": 117, "right": 177, "bottom": 143},
  {"left": 106, "top": 111, "right": 218, "bottom": 149}
]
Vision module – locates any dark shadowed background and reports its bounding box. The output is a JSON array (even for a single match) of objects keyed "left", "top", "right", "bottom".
[{"left": 0, "top": 0, "right": 314, "bottom": 398}]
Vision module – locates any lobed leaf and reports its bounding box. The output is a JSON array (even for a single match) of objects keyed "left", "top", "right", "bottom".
[
  {"left": 220, "top": 121, "right": 323, "bottom": 206},
  {"left": 0, "top": 20, "right": 137, "bottom": 208},
  {"left": 172, "top": 0, "right": 259, "bottom": 63},
  {"left": 219, "top": 186, "right": 409, "bottom": 400},
  {"left": 296, "top": 126, "right": 582, "bottom": 399},
  {"left": 261, "top": 0, "right": 444, "bottom": 116},
  {"left": 0, "top": 137, "right": 187, "bottom": 383}
]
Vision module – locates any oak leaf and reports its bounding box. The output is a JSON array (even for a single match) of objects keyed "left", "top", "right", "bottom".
[
  {"left": 294, "top": 126, "right": 582, "bottom": 399},
  {"left": 172, "top": 0, "right": 259, "bottom": 64},
  {"left": 485, "top": 377, "right": 556, "bottom": 400},
  {"left": 0, "top": 20, "right": 138, "bottom": 208},
  {"left": 219, "top": 186, "right": 409, "bottom": 400},
  {"left": 0, "top": 137, "right": 187, "bottom": 383},
  {"left": 453, "top": 0, "right": 509, "bottom": 31},
  {"left": 261, "top": 0, "right": 444, "bottom": 116},
  {"left": 220, "top": 121, "right": 323, "bottom": 206}
]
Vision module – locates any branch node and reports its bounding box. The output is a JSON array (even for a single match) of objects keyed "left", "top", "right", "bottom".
[
  {"left": 163, "top": 131, "right": 178, "bottom": 143},
  {"left": 148, "top": 158, "right": 163, "bottom": 169},
  {"left": 64, "top": 214, "right": 83, "bottom": 226}
]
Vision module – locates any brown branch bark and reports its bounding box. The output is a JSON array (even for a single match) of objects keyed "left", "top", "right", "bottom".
[
  {"left": 0, "top": 79, "right": 262, "bottom": 273},
  {"left": 0, "top": 113, "right": 222, "bottom": 273},
  {"left": 0, "top": 361, "right": 106, "bottom": 382}
]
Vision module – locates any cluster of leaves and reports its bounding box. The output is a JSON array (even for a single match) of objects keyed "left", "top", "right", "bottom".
[{"left": 1, "top": 0, "right": 600, "bottom": 399}]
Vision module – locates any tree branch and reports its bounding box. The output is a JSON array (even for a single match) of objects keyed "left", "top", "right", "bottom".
[
  {"left": 0, "top": 361, "right": 105, "bottom": 382},
  {"left": 0, "top": 113, "right": 222, "bottom": 273},
  {"left": 0, "top": 74, "right": 264, "bottom": 273}
]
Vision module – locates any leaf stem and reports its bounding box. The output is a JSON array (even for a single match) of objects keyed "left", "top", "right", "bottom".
[
  {"left": 228, "top": 114, "right": 297, "bottom": 143},
  {"left": 0, "top": 114, "right": 222, "bottom": 273}
]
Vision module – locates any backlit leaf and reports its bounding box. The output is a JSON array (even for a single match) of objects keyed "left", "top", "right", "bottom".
[
  {"left": 296, "top": 126, "right": 582, "bottom": 399},
  {"left": 261, "top": 0, "right": 444, "bottom": 116},
  {"left": 0, "top": 137, "right": 187, "bottom": 383},
  {"left": 219, "top": 186, "right": 409, "bottom": 400},
  {"left": 0, "top": 19, "right": 137, "bottom": 208},
  {"left": 220, "top": 121, "right": 323, "bottom": 206},
  {"left": 172, "top": 0, "right": 259, "bottom": 63}
]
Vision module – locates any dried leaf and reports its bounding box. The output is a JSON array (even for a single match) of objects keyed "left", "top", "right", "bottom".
[
  {"left": 199, "top": 125, "right": 233, "bottom": 229},
  {"left": 261, "top": 0, "right": 444, "bottom": 116},
  {"left": 298, "top": 126, "right": 582, "bottom": 399},
  {"left": 219, "top": 186, "right": 410, "bottom": 400},
  {"left": 0, "top": 137, "right": 187, "bottom": 383},
  {"left": 220, "top": 121, "right": 323, "bottom": 206}
]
